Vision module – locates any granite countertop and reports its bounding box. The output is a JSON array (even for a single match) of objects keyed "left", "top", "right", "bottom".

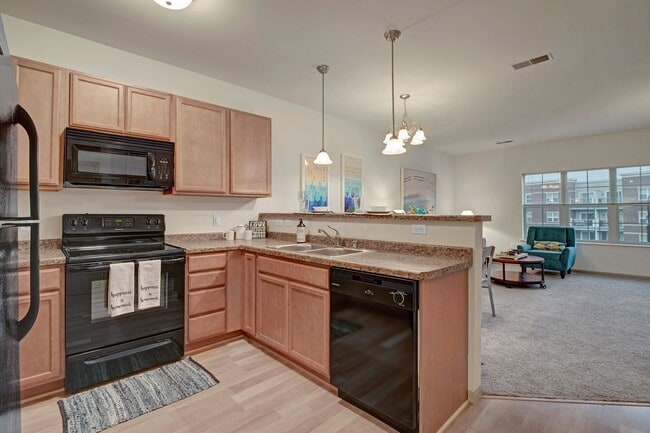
[
  {"left": 18, "top": 235, "right": 472, "bottom": 280},
  {"left": 259, "top": 212, "right": 491, "bottom": 222},
  {"left": 17, "top": 240, "right": 66, "bottom": 268},
  {"left": 167, "top": 234, "right": 471, "bottom": 280}
]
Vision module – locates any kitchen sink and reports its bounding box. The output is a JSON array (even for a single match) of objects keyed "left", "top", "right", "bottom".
[
  {"left": 272, "top": 243, "right": 324, "bottom": 252},
  {"left": 305, "top": 247, "right": 365, "bottom": 257}
]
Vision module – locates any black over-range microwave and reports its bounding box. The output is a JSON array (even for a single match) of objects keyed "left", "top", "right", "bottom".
[{"left": 64, "top": 128, "right": 174, "bottom": 191}]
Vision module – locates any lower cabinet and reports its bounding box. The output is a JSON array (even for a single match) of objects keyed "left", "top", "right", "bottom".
[
  {"left": 185, "top": 252, "right": 228, "bottom": 350},
  {"left": 18, "top": 265, "right": 64, "bottom": 399},
  {"left": 255, "top": 255, "right": 329, "bottom": 377}
]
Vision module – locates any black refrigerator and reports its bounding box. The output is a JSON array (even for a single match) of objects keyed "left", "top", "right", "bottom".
[{"left": 0, "top": 17, "right": 41, "bottom": 433}]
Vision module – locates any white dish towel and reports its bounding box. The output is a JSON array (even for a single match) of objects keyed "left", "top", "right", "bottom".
[
  {"left": 138, "top": 259, "right": 161, "bottom": 310},
  {"left": 108, "top": 262, "right": 135, "bottom": 317}
]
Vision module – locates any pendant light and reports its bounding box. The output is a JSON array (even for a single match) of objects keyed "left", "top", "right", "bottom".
[
  {"left": 314, "top": 65, "right": 333, "bottom": 165},
  {"left": 382, "top": 30, "right": 406, "bottom": 155}
]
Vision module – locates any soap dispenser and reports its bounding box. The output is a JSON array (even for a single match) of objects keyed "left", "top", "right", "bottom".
[{"left": 296, "top": 219, "right": 306, "bottom": 243}]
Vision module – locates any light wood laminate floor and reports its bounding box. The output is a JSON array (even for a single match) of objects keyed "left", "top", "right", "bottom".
[{"left": 21, "top": 339, "right": 650, "bottom": 433}]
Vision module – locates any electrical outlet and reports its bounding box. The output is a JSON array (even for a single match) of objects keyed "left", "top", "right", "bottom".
[
  {"left": 284, "top": 220, "right": 293, "bottom": 226},
  {"left": 411, "top": 224, "right": 427, "bottom": 235},
  {"left": 212, "top": 214, "right": 220, "bottom": 226},
  {"left": 275, "top": 220, "right": 284, "bottom": 226}
]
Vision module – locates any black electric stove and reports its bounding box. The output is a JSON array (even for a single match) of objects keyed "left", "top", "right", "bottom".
[{"left": 62, "top": 214, "right": 186, "bottom": 392}]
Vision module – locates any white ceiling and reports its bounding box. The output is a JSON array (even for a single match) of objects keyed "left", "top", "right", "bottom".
[{"left": 1, "top": 0, "right": 650, "bottom": 155}]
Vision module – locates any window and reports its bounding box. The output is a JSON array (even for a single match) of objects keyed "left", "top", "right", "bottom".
[
  {"left": 523, "top": 165, "right": 650, "bottom": 245},
  {"left": 525, "top": 193, "right": 533, "bottom": 204},
  {"left": 546, "top": 211, "right": 559, "bottom": 223}
]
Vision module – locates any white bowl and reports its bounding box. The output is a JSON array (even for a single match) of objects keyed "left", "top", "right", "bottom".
[
  {"left": 312, "top": 206, "right": 328, "bottom": 212},
  {"left": 369, "top": 205, "right": 391, "bottom": 212}
]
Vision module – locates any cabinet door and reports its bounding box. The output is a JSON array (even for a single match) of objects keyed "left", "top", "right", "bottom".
[
  {"left": 174, "top": 97, "right": 229, "bottom": 194},
  {"left": 242, "top": 253, "right": 256, "bottom": 335},
  {"left": 256, "top": 273, "right": 288, "bottom": 352},
  {"left": 288, "top": 283, "right": 329, "bottom": 377},
  {"left": 125, "top": 87, "right": 174, "bottom": 140},
  {"left": 17, "top": 266, "right": 64, "bottom": 397},
  {"left": 70, "top": 73, "right": 124, "bottom": 133},
  {"left": 14, "top": 57, "right": 65, "bottom": 190},
  {"left": 230, "top": 110, "right": 271, "bottom": 196}
]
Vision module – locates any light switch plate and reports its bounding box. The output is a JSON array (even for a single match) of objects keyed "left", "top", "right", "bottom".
[
  {"left": 411, "top": 224, "right": 427, "bottom": 235},
  {"left": 212, "top": 214, "right": 220, "bottom": 226}
]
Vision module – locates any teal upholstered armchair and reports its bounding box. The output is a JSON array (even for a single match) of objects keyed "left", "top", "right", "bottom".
[{"left": 517, "top": 226, "right": 577, "bottom": 278}]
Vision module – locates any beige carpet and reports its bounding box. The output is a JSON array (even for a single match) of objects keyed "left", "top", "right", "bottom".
[{"left": 481, "top": 270, "right": 650, "bottom": 402}]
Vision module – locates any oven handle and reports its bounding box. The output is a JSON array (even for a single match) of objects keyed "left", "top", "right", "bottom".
[{"left": 67, "top": 256, "right": 185, "bottom": 272}]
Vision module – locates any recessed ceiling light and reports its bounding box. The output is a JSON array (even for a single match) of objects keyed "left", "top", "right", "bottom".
[{"left": 153, "top": 0, "right": 192, "bottom": 10}]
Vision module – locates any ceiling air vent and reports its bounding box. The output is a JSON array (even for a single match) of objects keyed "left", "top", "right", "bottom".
[
  {"left": 512, "top": 52, "right": 553, "bottom": 70},
  {"left": 496, "top": 140, "right": 513, "bottom": 145}
]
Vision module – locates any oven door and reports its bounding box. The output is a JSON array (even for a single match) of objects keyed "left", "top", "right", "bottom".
[{"left": 65, "top": 254, "right": 185, "bottom": 356}]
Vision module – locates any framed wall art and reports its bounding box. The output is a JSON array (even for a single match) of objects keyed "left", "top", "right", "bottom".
[
  {"left": 341, "top": 155, "right": 362, "bottom": 213},
  {"left": 300, "top": 154, "right": 329, "bottom": 211},
  {"left": 401, "top": 168, "right": 436, "bottom": 213}
]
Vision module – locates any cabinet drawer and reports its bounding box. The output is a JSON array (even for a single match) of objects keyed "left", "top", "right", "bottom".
[
  {"left": 188, "top": 253, "right": 227, "bottom": 273},
  {"left": 188, "top": 270, "right": 226, "bottom": 291},
  {"left": 18, "top": 266, "right": 62, "bottom": 296},
  {"left": 188, "top": 311, "right": 226, "bottom": 342},
  {"left": 188, "top": 287, "right": 225, "bottom": 317},
  {"left": 258, "top": 256, "right": 328, "bottom": 289}
]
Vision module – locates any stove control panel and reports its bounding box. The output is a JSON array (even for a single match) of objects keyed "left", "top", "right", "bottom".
[{"left": 63, "top": 214, "right": 165, "bottom": 234}]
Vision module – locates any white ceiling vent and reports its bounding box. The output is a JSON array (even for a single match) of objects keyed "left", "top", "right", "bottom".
[{"left": 512, "top": 52, "right": 553, "bottom": 70}]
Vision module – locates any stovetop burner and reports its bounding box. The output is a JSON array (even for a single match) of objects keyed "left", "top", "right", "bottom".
[{"left": 62, "top": 214, "right": 184, "bottom": 263}]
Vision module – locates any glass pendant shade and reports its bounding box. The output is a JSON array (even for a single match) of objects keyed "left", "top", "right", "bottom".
[
  {"left": 382, "top": 136, "right": 406, "bottom": 155},
  {"left": 412, "top": 128, "right": 426, "bottom": 142},
  {"left": 153, "top": 0, "right": 192, "bottom": 10},
  {"left": 397, "top": 128, "right": 410, "bottom": 141},
  {"left": 383, "top": 132, "right": 392, "bottom": 145},
  {"left": 314, "top": 150, "right": 333, "bottom": 165}
]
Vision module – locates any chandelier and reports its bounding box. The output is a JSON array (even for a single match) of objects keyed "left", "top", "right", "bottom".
[{"left": 381, "top": 30, "right": 426, "bottom": 155}]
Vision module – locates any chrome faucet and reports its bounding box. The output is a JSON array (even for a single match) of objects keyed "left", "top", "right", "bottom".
[{"left": 318, "top": 226, "right": 341, "bottom": 247}]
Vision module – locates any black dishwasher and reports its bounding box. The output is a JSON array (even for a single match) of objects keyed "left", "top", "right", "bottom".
[{"left": 330, "top": 267, "right": 418, "bottom": 433}]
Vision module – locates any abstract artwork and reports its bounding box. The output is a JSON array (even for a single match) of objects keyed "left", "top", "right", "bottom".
[
  {"left": 341, "top": 155, "right": 362, "bottom": 213},
  {"left": 301, "top": 154, "right": 329, "bottom": 211},
  {"left": 401, "top": 168, "right": 436, "bottom": 213}
]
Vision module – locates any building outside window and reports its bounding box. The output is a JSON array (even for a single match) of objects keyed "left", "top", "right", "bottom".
[{"left": 523, "top": 165, "right": 650, "bottom": 245}]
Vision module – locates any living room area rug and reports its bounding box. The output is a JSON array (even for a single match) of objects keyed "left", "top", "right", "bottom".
[
  {"left": 481, "top": 271, "right": 650, "bottom": 402},
  {"left": 58, "top": 358, "right": 219, "bottom": 433}
]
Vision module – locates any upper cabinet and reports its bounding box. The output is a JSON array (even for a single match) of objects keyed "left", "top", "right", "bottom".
[
  {"left": 69, "top": 73, "right": 174, "bottom": 141},
  {"left": 70, "top": 73, "right": 125, "bottom": 133},
  {"left": 125, "top": 87, "right": 174, "bottom": 140},
  {"left": 230, "top": 110, "right": 271, "bottom": 196},
  {"left": 174, "top": 97, "right": 229, "bottom": 195},
  {"left": 14, "top": 57, "right": 66, "bottom": 190}
]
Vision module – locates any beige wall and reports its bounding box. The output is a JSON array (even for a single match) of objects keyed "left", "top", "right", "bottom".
[
  {"left": 2, "top": 14, "right": 456, "bottom": 240},
  {"left": 454, "top": 128, "right": 650, "bottom": 277}
]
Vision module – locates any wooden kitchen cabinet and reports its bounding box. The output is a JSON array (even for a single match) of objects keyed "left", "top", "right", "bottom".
[
  {"left": 18, "top": 265, "right": 64, "bottom": 399},
  {"left": 70, "top": 73, "right": 125, "bottom": 133},
  {"left": 173, "top": 97, "right": 229, "bottom": 195},
  {"left": 70, "top": 72, "right": 175, "bottom": 141},
  {"left": 288, "top": 282, "right": 329, "bottom": 376},
  {"left": 13, "top": 57, "right": 66, "bottom": 190},
  {"left": 125, "top": 87, "right": 174, "bottom": 140},
  {"left": 229, "top": 110, "right": 271, "bottom": 196},
  {"left": 185, "top": 252, "right": 228, "bottom": 350},
  {"left": 255, "top": 273, "right": 289, "bottom": 352},
  {"left": 242, "top": 252, "right": 256, "bottom": 335},
  {"left": 255, "top": 255, "right": 329, "bottom": 377}
]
